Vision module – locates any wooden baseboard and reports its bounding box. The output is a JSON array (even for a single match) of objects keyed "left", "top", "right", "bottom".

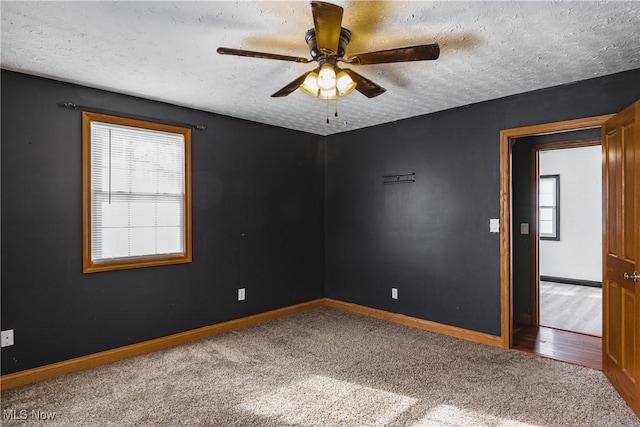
[
  {"left": 0, "top": 299, "right": 325, "bottom": 391},
  {"left": 325, "top": 299, "right": 503, "bottom": 348},
  {"left": 2, "top": 297, "right": 502, "bottom": 390}
]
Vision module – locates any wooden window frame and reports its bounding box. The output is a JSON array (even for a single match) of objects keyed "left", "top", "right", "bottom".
[
  {"left": 82, "top": 112, "right": 192, "bottom": 273},
  {"left": 539, "top": 174, "right": 560, "bottom": 241}
]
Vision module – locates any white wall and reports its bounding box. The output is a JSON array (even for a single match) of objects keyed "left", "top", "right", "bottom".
[{"left": 539, "top": 145, "right": 602, "bottom": 281}]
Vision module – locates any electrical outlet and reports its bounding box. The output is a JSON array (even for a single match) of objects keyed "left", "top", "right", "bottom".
[
  {"left": 391, "top": 288, "right": 398, "bottom": 300},
  {"left": 1, "top": 329, "right": 14, "bottom": 347},
  {"left": 238, "top": 288, "right": 245, "bottom": 301}
]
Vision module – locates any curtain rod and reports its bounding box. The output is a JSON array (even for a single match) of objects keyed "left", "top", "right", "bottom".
[{"left": 57, "top": 101, "right": 207, "bottom": 131}]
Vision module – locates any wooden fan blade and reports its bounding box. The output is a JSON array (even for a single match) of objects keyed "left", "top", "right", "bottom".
[
  {"left": 342, "top": 69, "right": 386, "bottom": 98},
  {"left": 217, "top": 47, "right": 310, "bottom": 63},
  {"left": 311, "top": 1, "right": 343, "bottom": 55},
  {"left": 345, "top": 43, "right": 440, "bottom": 65},
  {"left": 271, "top": 72, "right": 312, "bottom": 97}
]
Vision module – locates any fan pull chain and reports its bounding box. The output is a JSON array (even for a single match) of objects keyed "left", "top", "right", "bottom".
[
  {"left": 326, "top": 98, "right": 330, "bottom": 124},
  {"left": 335, "top": 96, "right": 339, "bottom": 118}
]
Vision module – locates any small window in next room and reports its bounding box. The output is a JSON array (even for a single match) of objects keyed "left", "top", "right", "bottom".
[
  {"left": 82, "top": 112, "right": 192, "bottom": 273},
  {"left": 539, "top": 174, "right": 560, "bottom": 241}
]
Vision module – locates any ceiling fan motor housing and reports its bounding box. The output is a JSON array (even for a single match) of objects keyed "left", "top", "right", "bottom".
[{"left": 305, "top": 27, "right": 352, "bottom": 60}]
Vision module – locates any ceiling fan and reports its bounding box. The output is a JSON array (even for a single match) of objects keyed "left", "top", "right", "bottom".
[{"left": 217, "top": 1, "right": 440, "bottom": 100}]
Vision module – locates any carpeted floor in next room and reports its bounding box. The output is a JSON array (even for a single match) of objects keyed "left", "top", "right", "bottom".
[{"left": 1, "top": 307, "right": 638, "bottom": 426}]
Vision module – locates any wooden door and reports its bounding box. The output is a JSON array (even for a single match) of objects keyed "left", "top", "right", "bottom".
[{"left": 602, "top": 100, "right": 640, "bottom": 417}]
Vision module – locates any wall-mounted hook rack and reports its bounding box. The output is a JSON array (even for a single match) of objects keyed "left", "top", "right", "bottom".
[{"left": 382, "top": 172, "right": 415, "bottom": 185}]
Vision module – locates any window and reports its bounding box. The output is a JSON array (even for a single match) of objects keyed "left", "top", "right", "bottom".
[
  {"left": 539, "top": 174, "right": 559, "bottom": 241},
  {"left": 82, "top": 112, "right": 192, "bottom": 273}
]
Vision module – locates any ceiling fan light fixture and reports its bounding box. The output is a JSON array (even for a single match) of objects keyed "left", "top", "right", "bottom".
[
  {"left": 218, "top": 1, "right": 442, "bottom": 104},
  {"left": 317, "top": 63, "right": 337, "bottom": 91},
  {"left": 336, "top": 70, "right": 356, "bottom": 96},
  {"left": 300, "top": 68, "right": 354, "bottom": 99},
  {"left": 300, "top": 71, "right": 320, "bottom": 97}
]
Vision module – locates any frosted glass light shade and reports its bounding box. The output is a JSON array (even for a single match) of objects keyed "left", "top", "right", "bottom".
[
  {"left": 300, "top": 72, "right": 320, "bottom": 97},
  {"left": 319, "top": 89, "right": 337, "bottom": 100},
  {"left": 317, "top": 64, "right": 337, "bottom": 91},
  {"left": 336, "top": 71, "right": 356, "bottom": 96}
]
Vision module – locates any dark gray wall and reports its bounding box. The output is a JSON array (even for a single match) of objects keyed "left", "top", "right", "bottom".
[
  {"left": 2, "top": 67, "right": 640, "bottom": 375},
  {"left": 1, "top": 70, "right": 325, "bottom": 375},
  {"left": 325, "top": 68, "right": 640, "bottom": 336}
]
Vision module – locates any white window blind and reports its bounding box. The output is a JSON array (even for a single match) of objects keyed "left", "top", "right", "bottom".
[{"left": 90, "top": 121, "right": 185, "bottom": 263}]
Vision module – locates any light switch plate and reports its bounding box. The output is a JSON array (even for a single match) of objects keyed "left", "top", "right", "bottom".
[
  {"left": 520, "top": 223, "right": 529, "bottom": 234},
  {"left": 1, "top": 329, "right": 14, "bottom": 347},
  {"left": 489, "top": 218, "right": 500, "bottom": 233}
]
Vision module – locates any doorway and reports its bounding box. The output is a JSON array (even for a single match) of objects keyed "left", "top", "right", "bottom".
[
  {"left": 506, "top": 128, "right": 605, "bottom": 368},
  {"left": 497, "top": 114, "right": 613, "bottom": 351},
  {"left": 500, "top": 103, "right": 640, "bottom": 418},
  {"left": 534, "top": 139, "right": 603, "bottom": 337}
]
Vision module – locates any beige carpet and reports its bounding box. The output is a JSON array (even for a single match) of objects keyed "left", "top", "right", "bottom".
[{"left": 2, "top": 307, "right": 638, "bottom": 426}]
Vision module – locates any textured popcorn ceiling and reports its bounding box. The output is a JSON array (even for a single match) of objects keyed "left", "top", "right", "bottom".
[{"left": 2, "top": 1, "right": 639, "bottom": 136}]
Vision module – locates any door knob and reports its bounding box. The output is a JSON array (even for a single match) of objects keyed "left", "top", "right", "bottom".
[{"left": 623, "top": 271, "right": 639, "bottom": 282}]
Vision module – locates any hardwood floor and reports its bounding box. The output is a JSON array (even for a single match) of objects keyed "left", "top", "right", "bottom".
[
  {"left": 513, "top": 325, "right": 602, "bottom": 370},
  {"left": 539, "top": 281, "right": 602, "bottom": 336}
]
